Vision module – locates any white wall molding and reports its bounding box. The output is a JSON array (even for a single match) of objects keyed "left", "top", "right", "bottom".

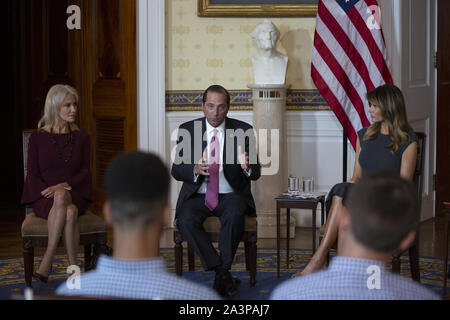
[
  {"left": 379, "top": 0, "right": 402, "bottom": 85},
  {"left": 378, "top": 0, "right": 436, "bottom": 221},
  {"left": 137, "top": 0, "right": 166, "bottom": 159}
]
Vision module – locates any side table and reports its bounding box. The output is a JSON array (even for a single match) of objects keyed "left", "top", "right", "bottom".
[{"left": 274, "top": 193, "right": 326, "bottom": 278}]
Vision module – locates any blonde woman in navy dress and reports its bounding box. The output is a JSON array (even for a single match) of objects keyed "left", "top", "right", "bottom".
[
  {"left": 21, "top": 85, "right": 92, "bottom": 283},
  {"left": 297, "top": 84, "right": 418, "bottom": 276}
]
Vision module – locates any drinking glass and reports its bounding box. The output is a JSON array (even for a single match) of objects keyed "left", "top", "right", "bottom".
[
  {"left": 302, "top": 176, "right": 314, "bottom": 193},
  {"left": 288, "top": 176, "right": 299, "bottom": 195}
]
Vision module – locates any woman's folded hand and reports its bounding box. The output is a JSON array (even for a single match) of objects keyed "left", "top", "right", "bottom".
[{"left": 41, "top": 183, "right": 72, "bottom": 198}]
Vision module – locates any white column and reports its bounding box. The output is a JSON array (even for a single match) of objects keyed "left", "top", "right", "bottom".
[
  {"left": 137, "top": 0, "right": 166, "bottom": 159},
  {"left": 249, "top": 84, "right": 294, "bottom": 238}
]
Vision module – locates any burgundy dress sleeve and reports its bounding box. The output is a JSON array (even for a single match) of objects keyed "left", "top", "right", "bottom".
[
  {"left": 68, "top": 131, "right": 92, "bottom": 201},
  {"left": 21, "top": 132, "right": 48, "bottom": 205}
]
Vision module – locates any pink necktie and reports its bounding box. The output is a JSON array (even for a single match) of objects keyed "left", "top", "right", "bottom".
[{"left": 205, "top": 129, "right": 219, "bottom": 211}]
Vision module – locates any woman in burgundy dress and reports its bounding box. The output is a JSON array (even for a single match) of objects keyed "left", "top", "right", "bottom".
[{"left": 21, "top": 84, "right": 92, "bottom": 283}]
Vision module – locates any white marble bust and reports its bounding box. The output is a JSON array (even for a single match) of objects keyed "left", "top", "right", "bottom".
[{"left": 251, "top": 19, "right": 288, "bottom": 85}]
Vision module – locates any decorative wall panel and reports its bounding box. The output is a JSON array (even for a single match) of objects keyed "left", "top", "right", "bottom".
[
  {"left": 95, "top": 118, "right": 125, "bottom": 189},
  {"left": 166, "top": 0, "right": 317, "bottom": 91},
  {"left": 166, "top": 89, "right": 328, "bottom": 111}
]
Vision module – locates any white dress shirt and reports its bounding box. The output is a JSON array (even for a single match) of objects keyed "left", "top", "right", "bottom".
[
  {"left": 194, "top": 119, "right": 251, "bottom": 194},
  {"left": 196, "top": 120, "right": 234, "bottom": 194}
]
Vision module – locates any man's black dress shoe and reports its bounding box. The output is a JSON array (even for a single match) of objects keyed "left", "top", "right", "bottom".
[{"left": 214, "top": 271, "right": 240, "bottom": 298}]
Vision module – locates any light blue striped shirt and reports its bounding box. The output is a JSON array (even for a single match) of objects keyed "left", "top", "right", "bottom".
[
  {"left": 56, "top": 255, "right": 221, "bottom": 300},
  {"left": 270, "top": 256, "right": 441, "bottom": 300}
]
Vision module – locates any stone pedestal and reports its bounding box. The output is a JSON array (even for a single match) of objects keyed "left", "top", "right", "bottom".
[{"left": 248, "top": 84, "right": 294, "bottom": 238}]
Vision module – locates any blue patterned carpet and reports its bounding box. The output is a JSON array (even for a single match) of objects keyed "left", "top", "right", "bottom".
[{"left": 0, "top": 248, "right": 448, "bottom": 299}]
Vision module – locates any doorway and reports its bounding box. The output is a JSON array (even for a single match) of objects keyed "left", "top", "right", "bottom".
[{"left": 436, "top": 0, "right": 450, "bottom": 217}]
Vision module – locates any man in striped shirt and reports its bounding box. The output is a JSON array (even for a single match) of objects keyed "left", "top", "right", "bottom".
[
  {"left": 57, "top": 151, "right": 220, "bottom": 300},
  {"left": 271, "top": 172, "right": 440, "bottom": 300}
]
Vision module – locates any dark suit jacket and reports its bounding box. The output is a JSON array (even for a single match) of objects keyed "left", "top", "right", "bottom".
[{"left": 171, "top": 117, "right": 261, "bottom": 217}]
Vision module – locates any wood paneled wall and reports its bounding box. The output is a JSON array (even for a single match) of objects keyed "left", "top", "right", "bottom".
[
  {"left": 10, "top": 0, "right": 137, "bottom": 214},
  {"left": 4, "top": 0, "right": 17, "bottom": 205},
  {"left": 11, "top": 0, "right": 79, "bottom": 205},
  {"left": 436, "top": 0, "right": 450, "bottom": 216},
  {"left": 80, "top": 0, "right": 137, "bottom": 213}
]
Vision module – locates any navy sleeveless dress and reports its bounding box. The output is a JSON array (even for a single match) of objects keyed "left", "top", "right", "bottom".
[{"left": 325, "top": 127, "right": 418, "bottom": 214}]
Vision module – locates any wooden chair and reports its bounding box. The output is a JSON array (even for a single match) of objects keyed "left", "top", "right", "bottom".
[
  {"left": 319, "top": 132, "right": 426, "bottom": 282},
  {"left": 173, "top": 216, "right": 257, "bottom": 286},
  {"left": 21, "top": 130, "right": 108, "bottom": 287},
  {"left": 390, "top": 132, "right": 426, "bottom": 281}
]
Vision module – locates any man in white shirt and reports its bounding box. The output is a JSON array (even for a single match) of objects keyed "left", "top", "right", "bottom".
[
  {"left": 57, "top": 151, "right": 220, "bottom": 300},
  {"left": 271, "top": 172, "right": 440, "bottom": 300},
  {"left": 171, "top": 85, "right": 261, "bottom": 298}
]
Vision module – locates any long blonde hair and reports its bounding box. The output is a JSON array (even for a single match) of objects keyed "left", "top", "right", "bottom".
[
  {"left": 364, "top": 84, "right": 413, "bottom": 154},
  {"left": 37, "top": 84, "right": 79, "bottom": 132}
]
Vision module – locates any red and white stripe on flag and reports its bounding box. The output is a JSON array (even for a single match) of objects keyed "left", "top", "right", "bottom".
[{"left": 311, "top": 0, "right": 393, "bottom": 149}]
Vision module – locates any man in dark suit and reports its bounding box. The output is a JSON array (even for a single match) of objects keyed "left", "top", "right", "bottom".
[{"left": 171, "top": 85, "right": 261, "bottom": 297}]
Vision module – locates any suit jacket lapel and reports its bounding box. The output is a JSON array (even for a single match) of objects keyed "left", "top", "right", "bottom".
[
  {"left": 223, "top": 117, "right": 236, "bottom": 167},
  {"left": 202, "top": 117, "right": 207, "bottom": 156}
]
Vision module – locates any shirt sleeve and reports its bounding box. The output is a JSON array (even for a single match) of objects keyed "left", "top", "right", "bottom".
[
  {"left": 171, "top": 124, "right": 199, "bottom": 183},
  {"left": 397, "top": 131, "right": 418, "bottom": 155},
  {"left": 243, "top": 168, "right": 252, "bottom": 177},
  {"left": 193, "top": 169, "right": 200, "bottom": 183},
  {"left": 21, "top": 132, "right": 49, "bottom": 205},
  {"left": 357, "top": 127, "right": 368, "bottom": 146}
]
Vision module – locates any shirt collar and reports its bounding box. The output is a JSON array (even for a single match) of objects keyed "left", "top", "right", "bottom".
[
  {"left": 328, "top": 256, "right": 388, "bottom": 271},
  {"left": 205, "top": 118, "right": 225, "bottom": 136},
  {"left": 95, "top": 255, "right": 168, "bottom": 274}
]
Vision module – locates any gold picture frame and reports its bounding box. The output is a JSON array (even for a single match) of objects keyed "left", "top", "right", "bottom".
[{"left": 198, "top": 0, "right": 318, "bottom": 17}]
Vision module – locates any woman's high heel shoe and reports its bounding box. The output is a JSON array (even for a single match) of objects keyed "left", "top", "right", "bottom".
[
  {"left": 33, "top": 264, "right": 52, "bottom": 283},
  {"left": 32, "top": 272, "right": 48, "bottom": 283}
]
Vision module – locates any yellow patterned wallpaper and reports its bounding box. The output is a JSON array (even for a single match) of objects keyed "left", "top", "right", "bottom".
[{"left": 165, "top": 0, "right": 317, "bottom": 91}]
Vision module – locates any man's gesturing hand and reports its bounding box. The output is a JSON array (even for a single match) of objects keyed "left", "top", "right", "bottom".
[
  {"left": 194, "top": 151, "right": 210, "bottom": 176},
  {"left": 238, "top": 145, "right": 249, "bottom": 172}
]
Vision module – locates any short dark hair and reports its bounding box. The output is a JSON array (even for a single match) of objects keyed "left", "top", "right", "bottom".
[
  {"left": 344, "top": 172, "right": 419, "bottom": 252},
  {"left": 104, "top": 151, "right": 170, "bottom": 230},
  {"left": 202, "top": 85, "right": 230, "bottom": 107}
]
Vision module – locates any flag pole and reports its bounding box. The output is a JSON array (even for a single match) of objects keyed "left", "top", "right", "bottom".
[
  {"left": 343, "top": 130, "right": 347, "bottom": 183},
  {"left": 311, "top": 0, "right": 392, "bottom": 186}
]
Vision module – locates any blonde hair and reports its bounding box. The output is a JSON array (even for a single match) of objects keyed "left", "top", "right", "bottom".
[
  {"left": 364, "top": 84, "right": 413, "bottom": 154},
  {"left": 38, "top": 84, "right": 79, "bottom": 132}
]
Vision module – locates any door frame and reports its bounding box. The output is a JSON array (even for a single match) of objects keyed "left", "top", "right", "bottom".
[
  {"left": 380, "top": 0, "right": 437, "bottom": 221},
  {"left": 137, "top": 0, "right": 166, "bottom": 160}
]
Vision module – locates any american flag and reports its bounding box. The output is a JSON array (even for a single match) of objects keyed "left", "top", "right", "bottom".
[{"left": 311, "top": 0, "right": 393, "bottom": 149}]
